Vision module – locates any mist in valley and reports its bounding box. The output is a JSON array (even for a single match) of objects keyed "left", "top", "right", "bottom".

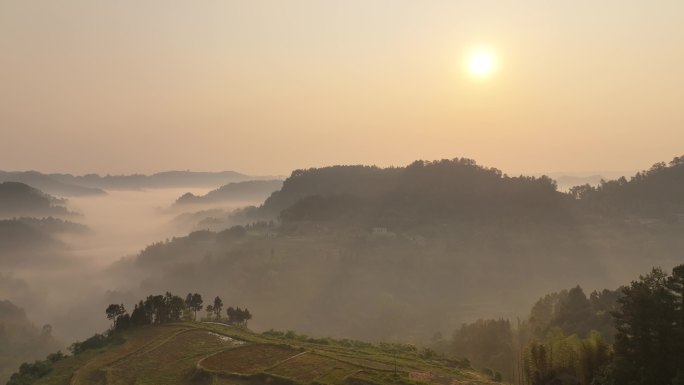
[
  {"left": 3, "top": 165, "right": 684, "bottom": 385},
  {"left": 0, "top": 185, "right": 271, "bottom": 343},
  {"left": 3, "top": 2, "right": 684, "bottom": 384}
]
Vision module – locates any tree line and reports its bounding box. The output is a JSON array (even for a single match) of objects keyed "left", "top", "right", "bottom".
[
  {"left": 434, "top": 263, "right": 684, "bottom": 385},
  {"left": 105, "top": 291, "right": 252, "bottom": 331}
]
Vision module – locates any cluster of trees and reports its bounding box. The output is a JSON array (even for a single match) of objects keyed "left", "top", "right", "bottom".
[
  {"left": 114, "top": 292, "right": 187, "bottom": 328},
  {"left": 436, "top": 264, "right": 684, "bottom": 385},
  {"left": 521, "top": 329, "right": 611, "bottom": 385},
  {"left": 226, "top": 306, "right": 252, "bottom": 326},
  {"left": 442, "top": 286, "right": 620, "bottom": 383},
  {"left": 596, "top": 265, "right": 684, "bottom": 385},
  {"left": 106, "top": 292, "right": 253, "bottom": 331},
  {"left": 528, "top": 286, "right": 620, "bottom": 341},
  {"left": 6, "top": 351, "right": 66, "bottom": 385},
  {"left": 571, "top": 155, "right": 684, "bottom": 217},
  {"left": 524, "top": 265, "right": 684, "bottom": 385}
]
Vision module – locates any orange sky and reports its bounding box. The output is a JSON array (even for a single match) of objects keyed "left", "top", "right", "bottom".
[{"left": 1, "top": 1, "right": 683, "bottom": 176}]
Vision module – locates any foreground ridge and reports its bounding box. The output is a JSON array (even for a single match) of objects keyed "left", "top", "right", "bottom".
[{"left": 27, "top": 322, "right": 497, "bottom": 385}]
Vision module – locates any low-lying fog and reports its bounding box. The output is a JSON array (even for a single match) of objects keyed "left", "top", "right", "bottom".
[
  {"left": 2, "top": 187, "right": 260, "bottom": 343},
  {"left": 66, "top": 188, "right": 213, "bottom": 265}
]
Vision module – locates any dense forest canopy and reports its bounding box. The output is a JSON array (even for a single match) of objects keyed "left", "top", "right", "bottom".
[
  {"left": 260, "top": 159, "right": 567, "bottom": 226},
  {"left": 261, "top": 156, "right": 684, "bottom": 227}
]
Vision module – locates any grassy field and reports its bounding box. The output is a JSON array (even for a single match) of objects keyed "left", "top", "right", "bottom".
[{"left": 24, "top": 322, "right": 497, "bottom": 385}]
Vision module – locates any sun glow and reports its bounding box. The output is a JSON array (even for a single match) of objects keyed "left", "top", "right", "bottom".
[{"left": 467, "top": 49, "right": 497, "bottom": 78}]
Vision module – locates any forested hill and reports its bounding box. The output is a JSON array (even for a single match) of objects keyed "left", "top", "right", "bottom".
[
  {"left": 257, "top": 155, "right": 684, "bottom": 226},
  {"left": 571, "top": 155, "right": 684, "bottom": 217},
  {"left": 0, "top": 182, "right": 71, "bottom": 218},
  {"left": 261, "top": 159, "right": 568, "bottom": 226},
  {"left": 175, "top": 180, "right": 284, "bottom": 206},
  {"left": 103, "top": 156, "right": 684, "bottom": 350}
]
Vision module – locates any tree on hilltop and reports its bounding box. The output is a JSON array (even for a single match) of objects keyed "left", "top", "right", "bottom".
[
  {"left": 212, "top": 296, "right": 223, "bottom": 320},
  {"left": 185, "top": 293, "right": 203, "bottom": 321}
]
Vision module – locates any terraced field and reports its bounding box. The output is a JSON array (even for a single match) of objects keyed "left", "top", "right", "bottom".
[
  {"left": 200, "top": 344, "right": 304, "bottom": 374},
  {"left": 28, "top": 322, "right": 497, "bottom": 385}
]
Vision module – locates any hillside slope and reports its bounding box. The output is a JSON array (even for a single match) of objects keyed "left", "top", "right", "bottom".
[
  {"left": 0, "top": 182, "right": 71, "bottom": 218},
  {"left": 107, "top": 156, "right": 684, "bottom": 343},
  {"left": 256, "top": 159, "right": 569, "bottom": 227},
  {"left": 175, "top": 180, "right": 283, "bottom": 206},
  {"left": 22, "top": 322, "right": 496, "bottom": 385},
  {"left": 0, "top": 300, "right": 62, "bottom": 384}
]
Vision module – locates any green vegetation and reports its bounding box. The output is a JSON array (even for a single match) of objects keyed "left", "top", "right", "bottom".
[
  {"left": 432, "top": 264, "right": 684, "bottom": 385},
  {"left": 105, "top": 292, "right": 251, "bottom": 333},
  {"left": 6, "top": 352, "right": 66, "bottom": 385},
  {"left": 7, "top": 321, "right": 494, "bottom": 385},
  {"left": 596, "top": 265, "right": 684, "bottom": 385},
  {"left": 7, "top": 266, "right": 683, "bottom": 385}
]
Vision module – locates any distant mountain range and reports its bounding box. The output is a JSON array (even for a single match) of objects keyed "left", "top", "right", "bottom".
[
  {"left": 49, "top": 170, "right": 283, "bottom": 190},
  {"left": 0, "top": 171, "right": 106, "bottom": 197},
  {"left": 0, "top": 170, "right": 282, "bottom": 196}
]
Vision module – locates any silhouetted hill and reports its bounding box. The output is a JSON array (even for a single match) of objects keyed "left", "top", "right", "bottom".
[
  {"left": 571, "top": 155, "right": 684, "bottom": 217},
  {"left": 260, "top": 165, "right": 400, "bottom": 216},
  {"left": 260, "top": 156, "right": 684, "bottom": 226},
  {"left": 0, "top": 171, "right": 105, "bottom": 197},
  {"left": 175, "top": 180, "right": 283, "bottom": 206},
  {"left": 49, "top": 170, "right": 282, "bottom": 190},
  {"left": 261, "top": 159, "right": 569, "bottom": 227},
  {"left": 0, "top": 182, "right": 71, "bottom": 218}
]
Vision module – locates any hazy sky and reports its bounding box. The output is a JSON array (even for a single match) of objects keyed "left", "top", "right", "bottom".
[{"left": 1, "top": 1, "right": 683, "bottom": 176}]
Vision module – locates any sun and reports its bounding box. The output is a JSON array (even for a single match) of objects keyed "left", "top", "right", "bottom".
[{"left": 466, "top": 49, "right": 496, "bottom": 78}]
